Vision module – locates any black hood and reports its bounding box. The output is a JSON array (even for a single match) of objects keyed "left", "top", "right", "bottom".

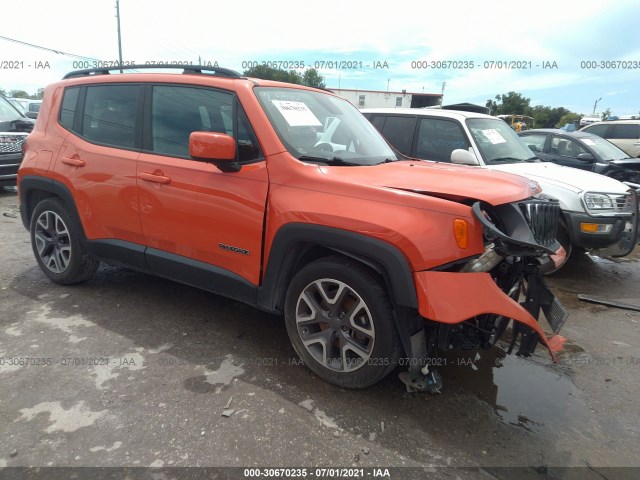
[{"left": 0, "top": 118, "right": 34, "bottom": 133}]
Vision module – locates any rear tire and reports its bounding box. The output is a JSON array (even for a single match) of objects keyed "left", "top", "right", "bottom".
[
  {"left": 284, "top": 256, "right": 401, "bottom": 388},
  {"left": 30, "top": 198, "right": 100, "bottom": 284}
]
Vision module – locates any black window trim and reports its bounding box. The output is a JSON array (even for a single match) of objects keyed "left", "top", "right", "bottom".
[
  {"left": 60, "top": 83, "right": 144, "bottom": 153},
  {"left": 139, "top": 82, "right": 265, "bottom": 166}
]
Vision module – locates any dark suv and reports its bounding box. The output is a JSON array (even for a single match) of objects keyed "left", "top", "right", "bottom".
[
  {"left": 0, "top": 95, "right": 34, "bottom": 187},
  {"left": 18, "top": 65, "right": 566, "bottom": 392}
]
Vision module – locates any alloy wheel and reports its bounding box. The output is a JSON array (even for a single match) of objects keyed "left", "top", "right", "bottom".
[{"left": 295, "top": 278, "right": 376, "bottom": 372}]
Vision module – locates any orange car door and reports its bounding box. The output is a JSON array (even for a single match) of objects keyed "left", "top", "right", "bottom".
[
  {"left": 56, "top": 84, "right": 144, "bottom": 248},
  {"left": 137, "top": 84, "right": 268, "bottom": 288}
]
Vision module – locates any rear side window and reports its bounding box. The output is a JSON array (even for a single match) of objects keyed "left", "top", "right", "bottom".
[
  {"left": 380, "top": 116, "right": 417, "bottom": 155},
  {"left": 521, "top": 133, "right": 547, "bottom": 153},
  {"left": 416, "top": 118, "right": 469, "bottom": 162},
  {"left": 82, "top": 85, "right": 139, "bottom": 148},
  {"left": 609, "top": 124, "right": 640, "bottom": 140},
  {"left": 59, "top": 87, "right": 80, "bottom": 130},
  {"left": 369, "top": 115, "right": 385, "bottom": 132},
  {"left": 151, "top": 85, "right": 262, "bottom": 162},
  {"left": 583, "top": 124, "right": 608, "bottom": 138}
]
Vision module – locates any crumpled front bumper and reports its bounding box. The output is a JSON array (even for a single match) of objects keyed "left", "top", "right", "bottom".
[{"left": 414, "top": 271, "right": 566, "bottom": 359}]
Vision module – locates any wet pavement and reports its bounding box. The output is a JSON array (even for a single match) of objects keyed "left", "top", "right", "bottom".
[{"left": 1, "top": 188, "right": 639, "bottom": 479}]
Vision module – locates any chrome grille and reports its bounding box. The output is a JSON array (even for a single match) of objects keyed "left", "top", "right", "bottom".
[
  {"left": 518, "top": 200, "right": 560, "bottom": 248},
  {"left": 614, "top": 193, "right": 634, "bottom": 214},
  {"left": 0, "top": 134, "right": 26, "bottom": 154}
]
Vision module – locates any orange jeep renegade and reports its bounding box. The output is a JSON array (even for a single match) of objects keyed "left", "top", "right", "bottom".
[{"left": 18, "top": 65, "right": 567, "bottom": 392}]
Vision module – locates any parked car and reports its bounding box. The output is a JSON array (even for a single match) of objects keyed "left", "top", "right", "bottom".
[
  {"left": 7, "top": 98, "right": 41, "bottom": 119},
  {"left": 519, "top": 129, "right": 640, "bottom": 188},
  {"left": 18, "top": 64, "right": 566, "bottom": 392},
  {"left": 580, "top": 120, "right": 640, "bottom": 158},
  {"left": 579, "top": 114, "right": 602, "bottom": 127},
  {"left": 0, "top": 95, "right": 34, "bottom": 187},
  {"left": 361, "top": 108, "right": 638, "bottom": 270}
]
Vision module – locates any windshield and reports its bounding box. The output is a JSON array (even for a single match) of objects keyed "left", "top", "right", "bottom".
[
  {"left": 0, "top": 96, "right": 25, "bottom": 121},
  {"left": 254, "top": 87, "right": 399, "bottom": 165},
  {"left": 580, "top": 135, "right": 629, "bottom": 161},
  {"left": 467, "top": 118, "right": 537, "bottom": 164}
]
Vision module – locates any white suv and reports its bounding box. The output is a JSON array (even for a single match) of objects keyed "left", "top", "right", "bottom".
[
  {"left": 581, "top": 120, "right": 640, "bottom": 158},
  {"left": 361, "top": 108, "right": 638, "bottom": 270}
]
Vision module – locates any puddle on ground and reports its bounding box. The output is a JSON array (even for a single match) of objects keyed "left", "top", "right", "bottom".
[{"left": 440, "top": 347, "right": 590, "bottom": 432}]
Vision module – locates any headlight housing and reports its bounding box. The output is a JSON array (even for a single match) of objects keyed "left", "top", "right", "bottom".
[{"left": 581, "top": 192, "right": 634, "bottom": 216}]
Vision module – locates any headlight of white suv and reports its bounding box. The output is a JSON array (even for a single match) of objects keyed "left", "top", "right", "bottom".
[{"left": 582, "top": 192, "right": 633, "bottom": 216}]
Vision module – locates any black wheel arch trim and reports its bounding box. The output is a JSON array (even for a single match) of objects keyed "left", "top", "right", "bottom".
[
  {"left": 257, "top": 223, "right": 418, "bottom": 313},
  {"left": 19, "top": 176, "right": 80, "bottom": 232}
]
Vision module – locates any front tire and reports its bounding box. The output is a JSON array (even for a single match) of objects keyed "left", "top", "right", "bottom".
[
  {"left": 30, "top": 198, "right": 100, "bottom": 284},
  {"left": 284, "top": 256, "right": 401, "bottom": 388}
]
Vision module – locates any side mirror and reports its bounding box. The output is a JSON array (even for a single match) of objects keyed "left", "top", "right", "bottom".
[
  {"left": 190, "top": 131, "right": 239, "bottom": 171},
  {"left": 576, "top": 152, "right": 595, "bottom": 162},
  {"left": 25, "top": 112, "right": 38, "bottom": 119},
  {"left": 450, "top": 149, "right": 480, "bottom": 166}
]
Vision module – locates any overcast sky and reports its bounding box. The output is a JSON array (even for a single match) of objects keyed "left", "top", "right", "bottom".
[{"left": 1, "top": 0, "right": 639, "bottom": 115}]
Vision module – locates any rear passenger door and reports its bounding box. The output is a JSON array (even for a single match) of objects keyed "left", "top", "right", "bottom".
[
  {"left": 56, "top": 84, "right": 144, "bottom": 252},
  {"left": 137, "top": 84, "right": 268, "bottom": 290}
]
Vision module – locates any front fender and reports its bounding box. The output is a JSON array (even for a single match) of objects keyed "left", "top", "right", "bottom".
[{"left": 414, "top": 271, "right": 565, "bottom": 358}]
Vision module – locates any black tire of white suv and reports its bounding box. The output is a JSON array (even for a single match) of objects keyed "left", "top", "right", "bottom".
[
  {"left": 30, "top": 198, "right": 100, "bottom": 284},
  {"left": 284, "top": 256, "right": 402, "bottom": 388}
]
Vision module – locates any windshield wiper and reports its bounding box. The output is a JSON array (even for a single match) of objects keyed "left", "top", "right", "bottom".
[
  {"left": 298, "top": 155, "right": 362, "bottom": 166},
  {"left": 524, "top": 156, "right": 540, "bottom": 162}
]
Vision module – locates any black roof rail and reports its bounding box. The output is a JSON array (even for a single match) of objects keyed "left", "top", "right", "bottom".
[{"left": 62, "top": 64, "right": 244, "bottom": 80}]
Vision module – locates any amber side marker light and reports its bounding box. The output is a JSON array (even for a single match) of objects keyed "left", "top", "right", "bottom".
[
  {"left": 580, "top": 223, "right": 612, "bottom": 234},
  {"left": 453, "top": 219, "right": 469, "bottom": 249}
]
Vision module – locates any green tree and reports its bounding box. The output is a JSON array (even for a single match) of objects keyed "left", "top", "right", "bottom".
[
  {"left": 9, "top": 89, "right": 30, "bottom": 99},
  {"left": 485, "top": 91, "right": 531, "bottom": 116},
  {"left": 242, "top": 65, "right": 326, "bottom": 88},
  {"left": 0, "top": 87, "right": 6, "bottom": 96},
  {"left": 555, "top": 112, "right": 581, "bottom": 128},
  {"left": 243, "top": 65, "right": 302, "bottom": 84},
  {"left": 601, "top": 108, "right": 611, "bottom": 120},
  {"left": 302, "top": 68, "right": 325, "bottom": 88}
]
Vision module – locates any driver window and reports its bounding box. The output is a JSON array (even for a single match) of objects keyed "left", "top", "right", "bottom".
[
  {"left": 416, "top": 118, "right": 469, "bottom": 162},
  {"left": 551, "top": 136, "right": 587, "bottom": 157}
]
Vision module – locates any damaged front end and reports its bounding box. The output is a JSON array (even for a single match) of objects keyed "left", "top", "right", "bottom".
[{"left": 401, "top": 198, "right": 568, "bottom": 393}]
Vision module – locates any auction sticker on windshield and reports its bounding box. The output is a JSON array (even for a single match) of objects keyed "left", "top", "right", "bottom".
[
  {"left": 482, "top": 129, "right": 507, "bottom": 144},
  {"left": 272, "top": 100, "right": 322, "bottom": 126}
]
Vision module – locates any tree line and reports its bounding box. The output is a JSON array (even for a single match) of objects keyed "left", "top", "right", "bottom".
[
  {"left": 485, "top": 91, "right": 610, "bottom": 128},
  {"left": 0, "top": 88, "right": 44, "bottom": 100}
]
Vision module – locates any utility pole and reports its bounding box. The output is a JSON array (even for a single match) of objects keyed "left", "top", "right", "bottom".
[
  {"left": 593, "top": 97, "right": 601, "bottom": 114},
  {"left": 115, "top": 0, "right": 123, "bottom": 72},
  {"left": 441, "top": 81, "right": 446, "bottom": 106}
]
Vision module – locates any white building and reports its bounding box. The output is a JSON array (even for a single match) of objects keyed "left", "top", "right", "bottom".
[{"left": 329, "top": 88, "right": 442, "bottom": 109}]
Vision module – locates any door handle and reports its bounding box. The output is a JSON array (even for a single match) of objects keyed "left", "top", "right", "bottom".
[
  {"left": 139, "top": 172, "right": 172, "bottom": 185},
  {"left": 61, "top": 157, "right": 86, "bottom": 167}
]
